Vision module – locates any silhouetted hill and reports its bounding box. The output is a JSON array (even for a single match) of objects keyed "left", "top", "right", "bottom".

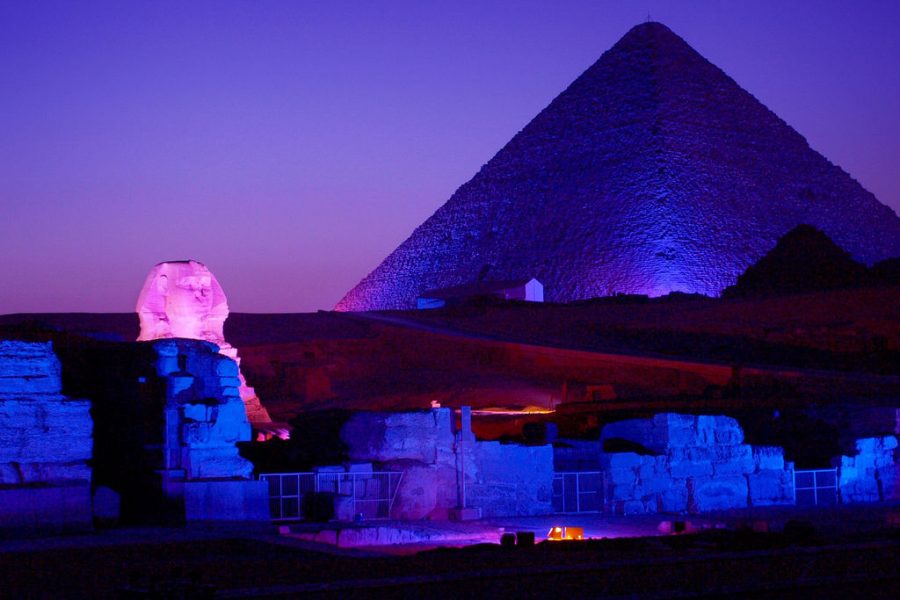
[{"left": 723, "top": 225, "right": 870, "bottom": 298}]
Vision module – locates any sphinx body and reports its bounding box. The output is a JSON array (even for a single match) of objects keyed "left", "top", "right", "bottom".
[{"left": 136, "top": 261, "right": 274, "bottom": 428}]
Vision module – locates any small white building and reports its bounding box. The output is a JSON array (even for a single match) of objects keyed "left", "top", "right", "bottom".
[{"left": 417, "top": 278, "right": 544, "bottom": 309}]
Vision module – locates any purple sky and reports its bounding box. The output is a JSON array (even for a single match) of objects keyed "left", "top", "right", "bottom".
[{"left": 1, "top": 1, "right": 898, "bottom": 314}]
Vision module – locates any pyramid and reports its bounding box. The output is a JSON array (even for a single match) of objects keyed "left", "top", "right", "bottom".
[{"left": 337, "top": 22, "right": 900, "bottom": 311}]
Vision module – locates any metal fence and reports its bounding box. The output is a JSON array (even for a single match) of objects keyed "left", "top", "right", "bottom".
[
  {"left": 260, "top": 471, "right": 403, "bottom": 521},
  {"left": 794, "top": 468, "right": 838, "bottom": 506},
  {"left": 553, "top": 471, "right": 605, "bottom": 513}
]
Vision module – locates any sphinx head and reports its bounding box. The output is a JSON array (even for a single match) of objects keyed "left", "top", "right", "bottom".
[{"left": 136, "top": 260, "right": 229, "bottom": 344}]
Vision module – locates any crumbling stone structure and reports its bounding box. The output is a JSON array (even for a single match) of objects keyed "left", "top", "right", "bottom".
[
  {"left": 834, "top": 435, "right": 898, "bottom": 503},
  {"left": 0, "top": 341, "right": 93, "bottom": 532},
  {"left": 340, "top": 409, "right": 553, "bottom": 519},
  {"left": 562, "top": 413, "right": 794, "bottom": 514}
]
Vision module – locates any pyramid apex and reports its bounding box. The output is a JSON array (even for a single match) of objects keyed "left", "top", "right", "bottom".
[{"left": 618, "top": 20, "right": 683, "bottom": 45}]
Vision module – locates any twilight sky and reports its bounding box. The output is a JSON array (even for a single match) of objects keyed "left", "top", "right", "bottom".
[{"left": 1, "top": 1, "right": 898, "bottom": 314}]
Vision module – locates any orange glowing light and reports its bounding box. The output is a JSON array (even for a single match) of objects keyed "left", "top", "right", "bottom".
[{"left": 547, "top": 526, "right": 584, "bottom": 541}]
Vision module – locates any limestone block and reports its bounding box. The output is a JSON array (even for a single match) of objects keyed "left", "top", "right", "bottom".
[
  {"left": 26, "top": 432, "right": 93, "bottom": 462},
  {"left": 638, "top": 455, "right": 666, "bottom": 481},
  {"left": 753, "top": 446, "right": 785, "bottom": 471},
  {"left": 342, "top": 410, "right": 455, "bottom": 464},
  {"left": 380, "top": 460, "right": 443, "bottom": 520},
  {"left": 183, "top": 403, "right": 212, "bottom": 422},
  {"left": 655, "top": 413, "right": 699, "bottom": 448},
  {"left": 712, "top": 416, "right": 744, "bottom": 445},
  {"left": 669, "top": 459, "right": 713, "bottom": 479},
  {"left": 600, "top": 419, "right": 657, "bottom": 451},
  {"left": 218, "top": 376, "right": 242, "bottom": 389},
  {"left": 689, "top": 476, "right": 748, "bottom": 512},
  {"left": 471, "top": 442, "right": 553, "bottom": 517},
  {"left": 215, "top": 357, "right": 240, "bottom": 377},
  {"left": 659, "top": 486, "right": 689, "bottom": 513},
  {"left": 167, "top": 374, "right": 196, "bottom": 402},
  {"left": 380, "top": 460, "right": 458, "bottom": 520},
  {"left": 599, "top": 452, "right": 643, "bottom": 469},
  {"left": 695, "top": 415, "right": 717, "bottom": 444},
  {"left": 184, "top": 447, "right": 253, "bottom": 480},
  {"left": 637, "top": 470, "right": 672, "bottom": 496},
  {"left": 712, "top": 445, "right": 754, "bottom": 475},
  {"left": 211, "top": 402, "right": 251, "bottom": 443},
  {"left": 0, "top": 341, "right": 62, "bottom": 395},
  {"left": 748, "top": 470, "right": 793, "bottom": 506},
  {"left": 854, "top": 437, "right": 879, "bottom": 454},
  {"left": 841, "top": 478, "right": 879, "bottom": 503},
  {"left": 606, "top": 466, "right": 638, "bottom": 487},
  {"left": 601, "top": 413, "right": 745, "bottom": 454}
]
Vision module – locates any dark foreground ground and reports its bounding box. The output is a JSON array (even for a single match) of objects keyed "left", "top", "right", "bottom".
[{"left": 2, "top": 503, "right": 898, "bottom": 599}]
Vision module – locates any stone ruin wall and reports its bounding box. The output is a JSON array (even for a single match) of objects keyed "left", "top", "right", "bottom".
[
  {"left": 559, "top": 413, "right": 795, "bottom": 514},
  {"left": 834, "top": 435, "right": 898, "bottom": 503},
  {"left": 0, "top": 341, "right": 93, "bottom": 531},
  {"left": 340, "top": 409, "right": 553, "bottom": 519}
]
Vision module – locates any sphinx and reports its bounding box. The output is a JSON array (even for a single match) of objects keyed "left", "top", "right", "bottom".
[{"left": 136, "top": 261, "right": 276, "bottom": 430}]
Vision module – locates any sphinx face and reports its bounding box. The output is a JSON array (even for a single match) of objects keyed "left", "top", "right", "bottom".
[{"left": 136, "top": 261, "right": 228, "bottom": 344}]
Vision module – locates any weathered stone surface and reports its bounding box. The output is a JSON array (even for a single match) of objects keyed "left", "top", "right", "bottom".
[
  {"left": 753, "top": 446, "right": 785, "bottom": 470},
  {"left": 747, "top": 469, "right": 793, "bottom": 506},
  {"left": 594, "top": 413, "right": 792, "bottom": 515},
  {"left": 342, "top": 410, "right": 455, "bottom": 464},
  {"left": 659, "top": 486, "right": 689, "bottom": 513},
  {"left": 154, "top": 339, "right": 255, "bottom": 482},
  {"left": 336, "top": 22, "right": 900, "bottom": 311},
  {"left": 0, "top": 341, "right": 62, "bottom": 394},
  {"left": 1, "top": 341, "right": 93, "bottom": 532},
  {"left": 342, "top": 408, "right": 552, "bottom": 518},
  {"left": 689, "top": 476, "right": 748, "bottom": 512},
  {"left": 470, "top": 442, "right": 553, "bottom": 518},
  {"left": 379, "top": 459, "right": 452, "bottom": 520},
  {"left": 837, "top": 435, "right": 898, "bottom": 503}
]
